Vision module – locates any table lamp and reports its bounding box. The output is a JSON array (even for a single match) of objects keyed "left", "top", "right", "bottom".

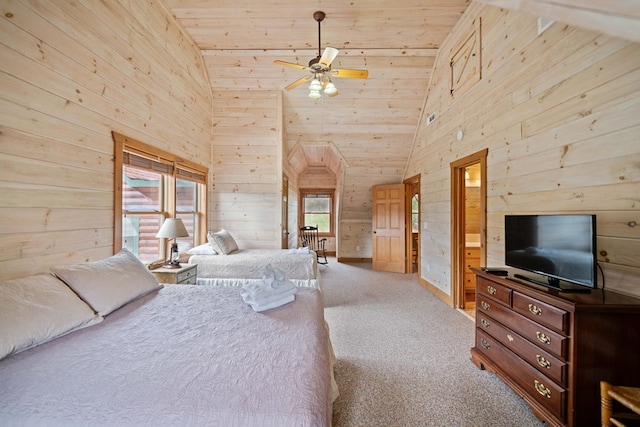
[{"left": 156, "top": 218, "right": 189, "bottom": 268}]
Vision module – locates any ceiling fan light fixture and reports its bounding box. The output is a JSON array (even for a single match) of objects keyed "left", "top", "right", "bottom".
[
  {"left": 309, "top": 78, "right": 323, "bottom": 91},
  {"left": 308, "top": 90, "right": 322, "bottom": 99},
  {"left": 324, "top": 82, "right": 337, "bottom": 95},
  {"left": 273, "top": 11, "right": 368, "bottom": 99}
]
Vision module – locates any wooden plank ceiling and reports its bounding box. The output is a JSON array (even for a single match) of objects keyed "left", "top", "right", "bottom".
[{"left": 165, "top": 0, "right": 471, "bottom": 219}]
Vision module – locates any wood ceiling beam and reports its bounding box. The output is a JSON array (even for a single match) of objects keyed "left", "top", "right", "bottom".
[{"left": 476, "top": 0, "right": 640, "bottom": 43}]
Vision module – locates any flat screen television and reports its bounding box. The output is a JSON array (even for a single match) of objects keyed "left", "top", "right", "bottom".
[{"left": 504, "top": 214, "right": 597, "bottom": 291}]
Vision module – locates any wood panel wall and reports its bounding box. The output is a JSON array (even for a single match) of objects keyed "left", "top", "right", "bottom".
[
  {"left": 211, "top": 90, "right": 281, "bottom": 248},
  {"left": 405, "top": 4, "right": 640, "bottom": 297},
  {"left": 0, "top": 1, "right": 212, "bottom": 281}
]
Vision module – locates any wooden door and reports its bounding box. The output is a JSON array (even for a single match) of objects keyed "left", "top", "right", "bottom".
[{"left": 372, "top": 183, "right": 407, "bottom": 273}]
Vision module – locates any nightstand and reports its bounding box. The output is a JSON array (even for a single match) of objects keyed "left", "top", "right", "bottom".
[{"left": 151, "top": 264, "right": 197, "bottom": 285}]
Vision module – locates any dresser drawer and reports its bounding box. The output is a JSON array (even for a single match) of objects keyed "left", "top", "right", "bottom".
[
  {"left": 477, "top": 277, "right": 511, "bottom": 306},
  {"left": 476, "top": 329, "right": 566, "bottom": 421},
  {"left": 513, "top": 292, "right": 569, "bottom": 334},
  {"left": 177, "top": 267, "right": 197, "bottom": 284},
  {"left": 476, "top": 312, "right": 567, "bottom": 386},
  {"left": 464, "top": 272, "right": 476, "bottom": 291},
  {"left": 477, "top": 295, "right": 567, "bottom": 359}
]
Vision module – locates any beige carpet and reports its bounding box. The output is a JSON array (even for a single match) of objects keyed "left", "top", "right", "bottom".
[{"left": 320, "top": 259, "right": 544, "bottom": 427}]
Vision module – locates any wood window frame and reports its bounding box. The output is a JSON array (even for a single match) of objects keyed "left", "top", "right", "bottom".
[
  {"left": 299, "top": 189, "right": 335, "bottom": 238},
  {"left": 113, "top": 132, "right": 208, "bottom": 258}
]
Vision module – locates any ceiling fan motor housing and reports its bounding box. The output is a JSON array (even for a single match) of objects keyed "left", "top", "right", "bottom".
[{"left": 308, "top": 57, "right": 326, "bottom": 71}]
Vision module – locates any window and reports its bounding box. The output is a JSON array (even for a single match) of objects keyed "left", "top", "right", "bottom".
[
  {"left": 113, "top": 132, "right": 207, "bottom": 264},
  {"left": 411, "top": 194, "right": 419, "bottom": 233},
  {"left": 300, "top": 190, "right": 334, "bottom": 236}
]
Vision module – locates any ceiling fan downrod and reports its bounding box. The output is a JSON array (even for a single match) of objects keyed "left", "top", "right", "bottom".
[{"left": 314, "top": 11, "right": 325, "bottom": 59}]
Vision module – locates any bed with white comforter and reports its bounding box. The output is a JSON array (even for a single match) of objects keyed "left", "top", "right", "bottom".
[
  {"left": 0, "top": 250, "right": 336, "bottom": 427},
  {"left": 189, "top": 249, "right": 321, "bottom": 288}
]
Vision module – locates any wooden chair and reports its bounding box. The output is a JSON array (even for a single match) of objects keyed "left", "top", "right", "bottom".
[
  {"left": 300, "top": 226, "right": 328, "bottom": 265},
  {"left": 601, "top": 381, "right": 640, "bottom": 427}
]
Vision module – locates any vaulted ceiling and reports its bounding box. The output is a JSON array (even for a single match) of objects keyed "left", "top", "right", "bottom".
[
  {"left": 164, "top": 0, "right": 639, "bottom": 221},
  {"left": 164, "top": 0, "right": 471, "bottom": 218}
]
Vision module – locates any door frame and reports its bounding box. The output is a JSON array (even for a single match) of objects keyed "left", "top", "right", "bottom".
[
  {"left": 404, "top": 174, "right": 420, "bottom": 275},
  {"left": 451, "top": 149, "right": 487, "bottom": 309},
  {"left": 281, "top": 173, "right": 289, "bottom": 249}
]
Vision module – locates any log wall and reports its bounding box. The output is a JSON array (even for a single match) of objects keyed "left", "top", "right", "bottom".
[
  {"left": 0, "top": 0, "right": 212, "bottom": 281},
  {"left": 405, "top": 4, "right": 640, "bottom": 297},
  {"left": 211, "top": 90, "right": 281, "bottom": 248}
]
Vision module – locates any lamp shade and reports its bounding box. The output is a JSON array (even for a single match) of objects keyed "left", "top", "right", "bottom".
[
  {"left": 156, "top": 218, "right": 189, "bottom": 239},
  {"left": 324, "top": 82, "right": 337, "bottom": 95},
  {"left": 309, "top": 78, "right": 323, "bottom": 91}
]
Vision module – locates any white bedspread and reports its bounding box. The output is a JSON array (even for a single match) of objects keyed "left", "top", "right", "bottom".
[
  {"left": 189, "top": 249, "right": 320, "bottom": 288},
  {"left": 0, "top": 286, "right": 333, "bottom": 427}
]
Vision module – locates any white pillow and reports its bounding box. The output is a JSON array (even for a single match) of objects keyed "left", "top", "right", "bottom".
[
  {"left": 52, "top": 248, "right": 162, "bottom": 316},
  {"left": 209, "top": 229, "right": 239, "bottom": 255},
  {"left": 207, "top": 231, "right": 222, "bottom": 253},
  {"left": 0, "top": 274, "right": 101, "bottom": 361},
  {"left": 187, "top": 243, "right": 217, "bottom": 255}
]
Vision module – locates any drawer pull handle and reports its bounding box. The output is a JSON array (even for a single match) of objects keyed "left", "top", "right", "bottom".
[
  {"left": 529, "top": 304, "right": 543, "bottom": 316},
  {"left": 481, "top": 319, "right": 490, "bottom": 328},
  {"left": 487, "top": 285, "right": 497, "bottom": 295},
  {"left": 481, "top": 301, "right": 491, "bottom": 310},
  {"left": 534, "top": 380, "right": 552, "bottom": 399},
  {"left": 536, "top": 331, "right": 551, "bottom": 345},
  {"left": 481, "top": 339, "right": 491, "bottom": 350},
  {"left": 536, "top": 355, "right": 551, "bottom": 369}
]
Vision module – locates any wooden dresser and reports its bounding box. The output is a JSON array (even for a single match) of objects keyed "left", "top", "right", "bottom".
[{"left": 470, "top": 268, "right": 640, "bottom": 427}]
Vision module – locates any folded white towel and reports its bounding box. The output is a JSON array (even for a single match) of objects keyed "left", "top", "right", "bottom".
[
  {"left": 241, "top": 264, "right": 297, "bottom": 312},
  {"left": 241, "top": 283, "right": 296, "bottom": 305},
  {"left": 246, "top": 293, "right": 295, "bottom": 312}
]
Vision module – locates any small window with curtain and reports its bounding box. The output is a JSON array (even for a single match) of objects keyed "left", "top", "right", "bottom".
[
  {"left": 114, "top": 132, "right": 208, "bottom": 264},
  {"left": 300, "top": 190, "right": 334, "bottom": 236}
]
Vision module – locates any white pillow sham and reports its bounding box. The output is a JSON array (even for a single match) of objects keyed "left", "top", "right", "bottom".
[
  {"left": 209, "top": 229, "right": 239, "bottom": 255},
  {"left": 52, "top": 248, "right": 162, "bottom": 316},
  {"left": 207, "top": 231, "right": 222, "bottom": 253},
  {"left": 187, "top": 243, "right": 217, "bottom": 255},
  {"left": 0, "top": 273, "right": 101, "bottom": 361}
]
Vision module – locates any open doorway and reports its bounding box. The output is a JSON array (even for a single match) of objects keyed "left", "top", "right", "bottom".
[
  {"left": 451, "top": 149, "right": 487, "bottom": 314},
  {"left": 404, "top": 174, "right": 420, "bottom": 274}
]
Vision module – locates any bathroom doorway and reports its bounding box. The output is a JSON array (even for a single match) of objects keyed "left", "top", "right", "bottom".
[{"left": 451, "top": 149, "right": 487, "bottom": 313}]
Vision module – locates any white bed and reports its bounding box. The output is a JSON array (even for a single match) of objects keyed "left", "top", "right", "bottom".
[
  {"left": 189, "top": 249, "right": 321, "bottom": 288},
  {"left": 0, "top": 250, "right": 336, "bottom": 427}
]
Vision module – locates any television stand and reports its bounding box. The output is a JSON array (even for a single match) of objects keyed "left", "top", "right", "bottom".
[
  {"left": 471, "top": 268, "right": 640, "bottom": 426},
  {"left": 512, "top": 273, "right": 592, "bottom": 293}
]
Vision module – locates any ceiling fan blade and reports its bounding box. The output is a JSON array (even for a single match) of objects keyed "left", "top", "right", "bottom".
[
  {"left": 331, "top": 68, "right": 369, "bottom": 79},
  {"left": 284, "top": 75, "right": 312, "bottom": 91},
  {"left": 319, "top": 47, "right": 339, "bottom": 68},
  {"left": 274, "top": 60, "right": 308, "bottom": 70}
]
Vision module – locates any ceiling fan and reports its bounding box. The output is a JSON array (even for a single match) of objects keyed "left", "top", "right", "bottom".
[{"left": 274, "top": 11, "right": 369, "bottom": 98}]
